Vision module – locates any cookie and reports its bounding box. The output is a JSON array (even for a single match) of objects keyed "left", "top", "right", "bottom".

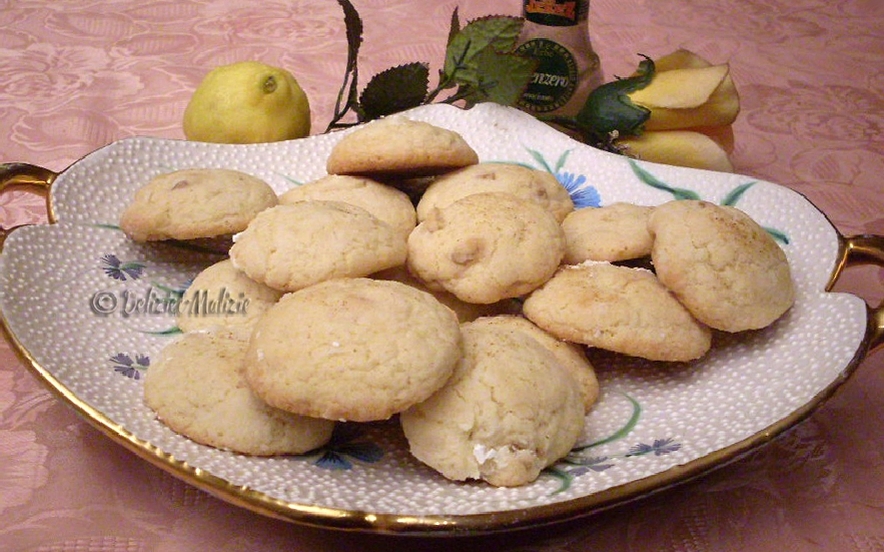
[
  {"left": 562, "top": 202, "right": 654, "bottom": 263},
  {"left": 416, "top": 162, "right": 574, "bottom": 223},
  {"left": 143, "top": 330, "right": 335, "bottom": 456},
  {"left": 176, "top": 259, "right": 283, "bottom": 333},
  {"left": 326, "top": 115, "right": 479, "bottom": 178},
  {"left": 120, "top": 168, "right": 277, "bottom": 242},
  {"left": 466, "top": 315, "right": 600, "bottom": 413},
  {"left": 279, "top": 174, "right": 417, "bottom": 240},
  {"left": 407, "top": 192, "right": 566, "bottom": 304},
  {"left": 229, "top": 201, "right": 407, "bottom": 292},
  {"left": 385, "top": 175, "right": 436, "bottom": 203},
  {"left": 400, "top": 321, "right": 585, "bottom": 487},
  {"left": 523, "top": 262, "right": 712, "bottom": 362},
  {"left": 244, "top": 278, "right": 462, "bottom": 422},
  {"left": 648, "top": 200, "right": 794, "bottom": 332},
  {"left": 371, "top": 265, "right": 521, "bottom": 323}
]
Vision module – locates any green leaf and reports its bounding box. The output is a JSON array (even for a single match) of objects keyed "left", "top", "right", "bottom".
[
  {"left": 575, "top": 55, "right": 656, "bottom": 137},
  {"left": 453, "top": 48, "right": 537, "bottom": 107},
  {"left": 140, "top": 327, "right": 183, "bottom": 336},
  {"left": 628, "top": 158, "right": 701, "bottom": 201},
  {"left": 91, "top": 223, "right": 121, "bottom": 231},
  {"left": 765, "top": 227, "right": 791, "bottom": 245},
  {"left": 359, "top": 63, "right": 430, "bottom": 121},
  {"left": 338, "top": 0, "right": 363, "bottom": 75},
  {"left": 525, "top": 147, "right": 554, "bottom": 173},
  {"left": 543, "top": 466, "right": 574, "bottom": 495},
  {"left": 442, "top": 16, "right": 525, "bottom": 85},
  {"left": 327, "top": 0, "right": 365, "bottom": 130},
  {"left": 573, "top": 393, "right": 642, "bottom": 451},
  {"left": 554, "top": 149, "right": 573, "bottom": 173},
  {"left": 446, "top": 7, "right": 461, "bottom": 48},
  {"left": 151, "top": 282, "right": 186, "bottom": 297},
  {"left": 721, "top": 181, "right": 756, "bottom": 207}
]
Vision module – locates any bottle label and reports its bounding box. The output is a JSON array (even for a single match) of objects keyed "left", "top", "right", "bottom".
[
  {"left": 515, "top": 38, "right": 578, "bottom": 113},
  {"left": 523, "top": 0, "right": 586, "bottom": 27}
]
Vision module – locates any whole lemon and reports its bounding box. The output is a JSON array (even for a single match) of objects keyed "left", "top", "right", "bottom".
[{"left": 183, "top": 61, "right": 311, "bottom": 144}]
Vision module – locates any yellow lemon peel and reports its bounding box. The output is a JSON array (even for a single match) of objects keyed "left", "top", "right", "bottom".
[
  {"left": 183, "top": 61, "right": 311, "bottom": 144},
  {"left": 619, "top": 130, "right": 735, "bottom": 172}
]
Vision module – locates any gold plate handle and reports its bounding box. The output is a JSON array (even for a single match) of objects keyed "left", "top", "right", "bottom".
[
  {"left": 0, "top": 163, "right": 57, "bottom": 247},
  {"left": 829, "top": 234, "right": 884, "bottom": 353}
]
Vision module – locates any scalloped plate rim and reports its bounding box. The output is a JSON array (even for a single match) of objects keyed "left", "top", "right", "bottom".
[{"left": 0, "top": 103, "right": 872, "bottom": 536}]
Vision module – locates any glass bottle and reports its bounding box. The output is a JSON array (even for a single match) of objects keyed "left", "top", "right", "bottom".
[{"left": 515, "top": 0, "right": 603, "bottom": 118}]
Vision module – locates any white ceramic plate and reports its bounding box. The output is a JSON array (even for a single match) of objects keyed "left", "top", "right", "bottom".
[{"left": 0, "top": 103, "right": 878, "bottom": 535}]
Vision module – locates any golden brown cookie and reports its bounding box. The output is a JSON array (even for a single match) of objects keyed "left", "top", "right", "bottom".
[
  {"left": 648, "top": 200, "right": 794, "bottom": 332},
  {"left": 143, "top": 330, "right": 334, "bottom": 456},
  {"left": 523, "top": 262, "right": 712, "bottom": 362},
  {"left": 326, "top": 115, "right": 479, "bottom": 178},
  {"left": 400, "top": 321, "right": 585, "bottom": 487},
  {"left": 120, "top": 168, "right": 277, "bottom": 242},
  {"left": 416, "top": 162, "right": 574, "bottom": 223},
  {"left": 278, "top": 174, "right": 416, "bottom": 240},
  {"left": 176, "top": 259, "right": 283, "bottom": 333},
  {"left": 466, "top": 315, "right": 600, "bottom": 413},
  {"left": 229, "top": 201, "right": 407, "bottom": 292},
  {"left": 562, "top": 202, "right": 654, "bottom": 263},
  {"left": 244, "top": 278, "right": 462, "bottom": 423},
  {"left": 371, "top": 265, "right": 521, "bottom": 323},
  {"left": 407, "top": 192, "right": 565, "bottom": 304}
]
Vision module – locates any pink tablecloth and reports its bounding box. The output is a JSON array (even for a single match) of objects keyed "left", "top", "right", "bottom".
[{"left": 1, "top": 0, "right": 883, "bottom": 550}]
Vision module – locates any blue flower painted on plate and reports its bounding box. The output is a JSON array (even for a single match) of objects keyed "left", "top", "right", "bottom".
[
  {"left": 626, "top": 438, "right": 681, "bottom": 457},
  {"left": 298, "top": 424, "right": 384, "bottom": 471},
  {"left": 100, "top": 254, "right": 146, "bottom": 281},
  {"left": 557, "top": 171, "right": 602, "bottom": 209},
  {"left": 110, "top": 353, "right": 149, "bottom": 380},
  {"left": 544, "top": 393, "right": 682, "bottom": 495},
  {"left": 560, "top": 455, "right": 615, "bottom": 478},
  {"left": 520, "top": 147, "right": 602, "bottom": 209}
]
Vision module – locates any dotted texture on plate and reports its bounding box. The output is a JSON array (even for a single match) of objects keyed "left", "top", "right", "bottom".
[{"left": 0, "top": 103, "right": 868, "bottom": 519}]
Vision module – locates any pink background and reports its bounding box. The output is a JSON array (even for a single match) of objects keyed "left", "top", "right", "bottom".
[{"left": 2, "top": 0, "right": 883, "bottom": 550}]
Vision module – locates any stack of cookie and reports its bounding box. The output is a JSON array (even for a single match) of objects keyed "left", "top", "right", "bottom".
[
  {"left": 120, "top": 114, "right": 794, "bottom": 488},
  {"left": 528, "top": 199, "right": 796, "bottom": 363}
]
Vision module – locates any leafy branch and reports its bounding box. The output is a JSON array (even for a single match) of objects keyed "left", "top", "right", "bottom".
[
  {"left": 327, "top": 0, "right": 364, "bottom": 129},
  {"left": 326, "top": 0, "right": 538, "bottom": 132},
  {"left": 323, "top": 0, "right": 653, "bottom": 158}
]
